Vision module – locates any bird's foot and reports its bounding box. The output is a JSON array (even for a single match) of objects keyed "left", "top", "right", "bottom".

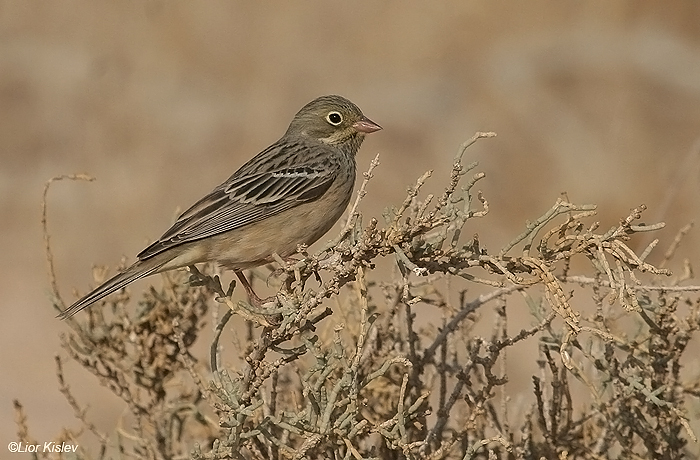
[
  {"left": 235, "top": 271, "right": 282, "bottom": 324},
  {"left": 188, "top": 266, "right": 280, "bottom": 327}
]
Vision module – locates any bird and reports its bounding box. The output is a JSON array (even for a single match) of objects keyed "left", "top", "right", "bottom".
[{"left": 59, "top": 95, "right": 381, "bottom": 319}]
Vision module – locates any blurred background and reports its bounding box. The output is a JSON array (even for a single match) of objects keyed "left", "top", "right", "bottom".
[{"left": 2, "top": 0, "right": 699, "bottom": 447}]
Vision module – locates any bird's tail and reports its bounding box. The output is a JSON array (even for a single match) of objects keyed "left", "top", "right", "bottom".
[{"left": 58, "top": 259, "right": 165, "bottom": 319}]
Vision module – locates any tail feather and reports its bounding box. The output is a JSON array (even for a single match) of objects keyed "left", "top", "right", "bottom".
[{"left": 58, "top": 260, "right": 164, "bottom": 319}]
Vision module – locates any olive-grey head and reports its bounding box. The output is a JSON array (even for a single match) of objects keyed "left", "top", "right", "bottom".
[{"left": 285, "top": 95, "right": 382, "bottom": 149}]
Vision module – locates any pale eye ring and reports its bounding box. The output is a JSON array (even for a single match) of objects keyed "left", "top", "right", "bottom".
[{"left": 326, "top": 111, "right": 343, "bottom": 126}]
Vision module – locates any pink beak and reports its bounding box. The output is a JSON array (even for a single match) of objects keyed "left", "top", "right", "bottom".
[{"left": 353, "top": 116, "right": 382, "bottom": 134}]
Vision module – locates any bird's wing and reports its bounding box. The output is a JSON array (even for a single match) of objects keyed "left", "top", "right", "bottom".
[{"left": 137, "top": 139, "right": 339, "bottom": 260}]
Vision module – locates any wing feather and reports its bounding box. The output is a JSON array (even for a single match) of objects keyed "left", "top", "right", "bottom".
[{"left": 137, "top": 137, "right": 339, "bottom": 260}]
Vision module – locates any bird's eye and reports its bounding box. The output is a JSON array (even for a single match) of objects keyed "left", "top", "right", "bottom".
[{"left": 326, "top": 111, "right": 343, "bottom": 126}]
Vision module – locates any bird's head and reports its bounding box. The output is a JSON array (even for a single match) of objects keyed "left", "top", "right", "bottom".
[{"left": 286, "top": 95, "right": 382, "bottom": 147}]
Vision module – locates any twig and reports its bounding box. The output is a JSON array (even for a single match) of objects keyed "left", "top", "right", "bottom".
[
  {"left": 42, "top": 174, "right": 95, "bottom": 311},
  {"left": 328, "top": 153, "right": 381, "bottom": 248}
]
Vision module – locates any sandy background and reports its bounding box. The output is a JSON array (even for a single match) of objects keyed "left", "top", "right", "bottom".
[{"left": 2, "top": 0, "right": 700, "bottom": 450}]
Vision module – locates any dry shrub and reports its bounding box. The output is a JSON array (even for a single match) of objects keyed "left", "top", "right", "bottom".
[{"left": 17, "top": 132, "right": 700, "bottom": 459}]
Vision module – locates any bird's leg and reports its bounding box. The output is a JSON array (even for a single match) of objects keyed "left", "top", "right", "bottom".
[{"left": 235, "top": 270, "right": 275, "bottom": 307}]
